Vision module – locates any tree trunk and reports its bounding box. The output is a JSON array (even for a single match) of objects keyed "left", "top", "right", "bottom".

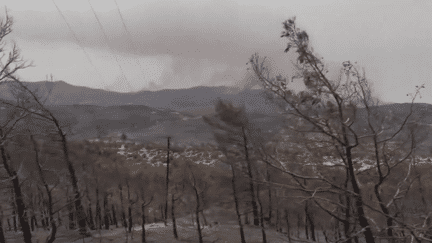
[
  {"left": 1, "top": 146, "right": 32, "bottom": 243},
  {"left": 304, "top": 199, "right": 316, "bottom": 242},
  {"left": 297, "top": 213, "right": 301, "bottom": 238},
  {"left": 268, "top": 188, "right": 272, "bottom": 225},
  {"left": 342, "top": 169, "right": 352, "bottom": 243},
  {"left": 304, "top": 200, "right": 309, "bottom": 240},
  {"left": 256, "top": 184, "right": 267, "bottom": 243},
  {"left": 12, "top": 173, "right": 32, "bottom": 243},
  {"left": 346, "top": 148, "right": 375, "bottom": 243},
  {"left": 141, "top": 204, "right": 147, "bottom": 243},
  {"left": 159, "top": 204, "right": 164, "bottom": 223},
  {"left": 119, "top": 184, "right": 127, "bottom": 229},
  {"left": 88, "top": 203, "right": 95, "bottom": 230},
  {"left": 45, "top": 188, "right": 57, "bottom": 243},
  {"left": 30, "top": 214, "right": 35, "bottom": 231},
  {"left": 0, "top": 211, "right": 5, "bottom": 243},
  {"left": 12, "top": 213, "right": 17, "bottom": 232},
  {"left": 59, "top": 131, "right": 88, "bottom": 236},
  {"left": 276, "top": 208, "right": 280, "bottom": 232},
  {"left": 231, "top": 164, "right": 246, "bottom": 243},
  {"left": 111, "top": 204, "right": 118, "bottom": 227},
  {"left": 127, "top": 181, "right": 133, "bottom": 233},
  {"left": 266, "top": 164, "right": 272, "bottom": 225},
  {"left": 67, "top": 196, "right": 75, "bottom": 230},
  {"left": 242, "top": 126, "right": 260, "bottom": 226},
  {"left": 57, "top": 211, "right": 62, "bottom": 226},
  {"left": 30, "top": 133, "right": 57, "bottom": 243},
  {"left": 103, "top": 193, "right": 110, "bottom": 230},
  {"left": 194, "top": 186, "right": 203, "bottom": 243},
  {"left": 285, "top": 209, "right": 291, "bottom": 242},
  {"left": 128, "top": 206, "right": 132, "bottom": 233},
  {"left": 95, "top": 188, "right": 101, "bottom": 230},
  {"left": 374, "top": 184, "right": 394, "bottom": 241},
  {"left": 41, "top": 212, "right": 46, "bottom": 229},
  {"left": 164, "top": 136, "right": 170, "bottom": 226},
  {"left": 7, "top": 217, "right": 11, "bottom": 232},
  {"left": 33, "top": 212, "right": 38, "bottom": 229},
  {"left": 171, "top": 194, "right": 178, "bottom": 240}
]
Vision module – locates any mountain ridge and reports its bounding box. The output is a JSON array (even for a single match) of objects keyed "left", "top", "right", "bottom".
[
  {"left": 0, "top": 80, "right": 276, "bottom": 115},
  {"left": 1, "top": 80, "right": 431, "bottom": 146}
]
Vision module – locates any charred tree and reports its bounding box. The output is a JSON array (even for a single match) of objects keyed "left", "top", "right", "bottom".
[
  {"left": 0, "top": 146, "right": 32, "bottom": 243},
  {"left": 103, "top": 192, "right": 110, "bottom": 230},
  {"left": 164, "top": 136, "right": 171, "bottom": 226},
  {"left": 230, "top": 163, "right": 246, "bottom": 243}
]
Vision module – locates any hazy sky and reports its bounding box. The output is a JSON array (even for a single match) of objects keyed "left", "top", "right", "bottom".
[{"left": 2, "top": 0, "right": 432, "bottom": 104}]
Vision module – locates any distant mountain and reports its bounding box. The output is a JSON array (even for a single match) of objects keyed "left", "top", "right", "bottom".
[
  {"left": 0, "top": 81, "right": 279, "bottom": 115},
  {"left": 1, "top": 81, "right": 431, "bottom": 146}
]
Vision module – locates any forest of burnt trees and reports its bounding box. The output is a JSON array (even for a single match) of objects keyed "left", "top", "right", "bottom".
[{"left": 1, "top": 10, "right": 432, "bottom": 243}]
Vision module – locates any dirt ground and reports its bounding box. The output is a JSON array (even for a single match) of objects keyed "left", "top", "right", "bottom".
[{"left": 4, "top": 207, "right": 292, "bottom": 243}]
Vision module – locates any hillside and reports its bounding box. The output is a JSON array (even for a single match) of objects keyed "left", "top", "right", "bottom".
[
  {"left": 1, "top": 81, "right": 431, "bottom": 145},
  {"left": 45, "top": 104, "right": 285, "bottom": 144},
  {"left": 0, "top": 81, "right": 279, "bottom": 115}
]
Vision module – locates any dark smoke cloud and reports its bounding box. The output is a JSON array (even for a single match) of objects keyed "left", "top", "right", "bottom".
[{"left": 7, "top": 1, "right": 297, "bottom": 90}]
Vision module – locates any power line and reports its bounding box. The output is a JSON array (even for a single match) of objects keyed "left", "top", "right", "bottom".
[
  {"left": 88, "top": 0, "right": 134, "bottom": 93},
  {"left": 113, "top": 0, "right": 136, "bottom": 50},
  {"left": 113, "top": 0, "right": 147, "bottom": 89},
  {"left": 51, "top": 0, "right": 107, "bottom": 90}
]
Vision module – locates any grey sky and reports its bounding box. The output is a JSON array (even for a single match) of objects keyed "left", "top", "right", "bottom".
[{"left": 2, "top": 0, "right": 432, "bottom": 104}]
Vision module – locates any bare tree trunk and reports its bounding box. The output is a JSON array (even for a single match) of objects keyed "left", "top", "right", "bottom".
[
  {"left": 193, "top": 186, "right": 203, "bottom": 243},
  {"left": 7, "top": 217, "right": 11, "bottom": 232},
  {"left": 257, "top": 184, "right": 267, "bottom": 243},
  {"left": 95, "top": 188, "right": 101, "bottom": 230},
  {"left": 276, "top": 208, "right": 280, "bottom": 232},
  {"left": 141, "top": 204, "right": 147, "bottom": 243},
  {"left": 58, "top": 131, "right": 88, "bottom": 236},
  {"left": 30, "top": 133, "right": 57, "bottom": 243},
  {"left": 119, "top": 184, "right": 127, "bottom": 229},
  {"left": 128, "top": 206, "right": 132, "bottom": 233},
  {"left": 30, "top": 214, "right": 35, "bottom": 231},
  {"left": 171, "top": 194, "right": 178, "bottom": 240},
  {"left": 44, "top": 184, "right": 57, "bottom": 243},
  {"left": 242, "top": 127, "right": 259, "bottom": 226},
  {"left": 0, "top": 210, "right": 5, "bottom": 243},
  {"left": 268, "top": 188, "right": 272, "bottom": 225},
  {"left": 88, "top": 203, "right": 95, "bottom": 230},
  {"left": 164, "top": 136, "right": 170, "bottom": 226},
  {"left": 67, "top": 196, "right": 75, "bottom": 230},
  {"left": 231, "top": 164, "right": 246, "bottom": 243},
  {"left": 57, "top": 209, "right": 62, "bottom": 227},
  {"left": 111, "top": 204, "right": 118, "bottom": 228},
  {"left": 1, "top": 146, "right": 32, "bottom": 243},
  {"left": 12, "top": 172, "right": 32, "bottom": 242},
  {"left": 285, "top": 209, "right": 291, "bottom": 242},
  {"left": 127, "top": 181, "right": 133, "bottom": 233},
  {"left": 297, "top": 213, "right": 301, "bottom": 238},
  {"left": 103, "top": 193, "right": 110, "bottom": 230},
  {"left": 305, "top": 201, "right": 316, "bottom": 242},
  {"left": 338, "top": 167, "right": 352, "bottom": 243},
  {"left": 266, "top": 163, "right": 272, "bottom": 225},
  {"left": 346, "top": 148, "right": 375, "bottom": 243}
]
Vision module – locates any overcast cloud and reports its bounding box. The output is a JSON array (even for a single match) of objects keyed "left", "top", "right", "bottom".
[{"left": 2, "top": 0, "right": 432, "bottom": 103}]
